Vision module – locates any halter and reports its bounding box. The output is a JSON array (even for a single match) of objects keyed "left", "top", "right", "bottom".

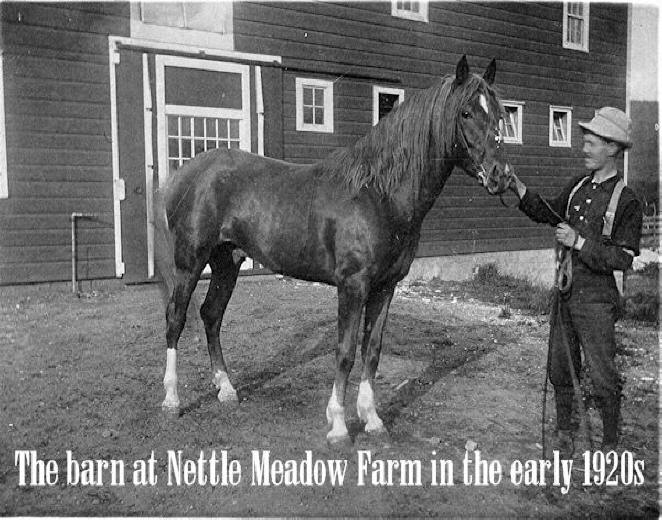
[{"left": 456, "top": 113, "right": 505, "bottom": 190}]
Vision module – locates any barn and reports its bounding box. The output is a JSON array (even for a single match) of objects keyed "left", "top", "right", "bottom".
[{"left": 0, "top": 1, "right": 644, "bottom": 285}]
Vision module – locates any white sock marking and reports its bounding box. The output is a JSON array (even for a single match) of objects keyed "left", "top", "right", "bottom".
[
  {"left": 357, "top": 380, "right": 385, "bottom": 433},
  {"left": 162, "top": 348, "right": 179, "bottom": 410},
  {"left": 326, "top": 383, "right": 348, "bottom": 441},
  {"left": 213, "top": 370, "right": 238, "bottom": 402}
]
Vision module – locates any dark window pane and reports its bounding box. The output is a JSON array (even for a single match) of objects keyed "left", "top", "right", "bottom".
[
  {"left": 314, "top": 108, "right": 324, "bottom": 125},
  {"left": 194, "top": 117, "right": 204, "bottom": 137},
  {"left": 229, "top": 120, "right": 239, "bottom": 139},
  {"left": 314, "top": 87, "right": 324, "bottom": 106},
  {"left": 303, "top": 106, "right": 313, "bottom": 124},
  {"left": 181, "top": 117, "right": 191, "bottom": 136},
  {"left": 378, "top": 93, "right": 400, "bottom": 121},
  {"left": 206, "top": 119, "right": 217, "bottom": 138},
  {"left": 218, "top": 120, "right": 228, "bottom": 138},
  {"left": 181, "top": 139, "right": 191, "bottom": 157},
  {"left": 168, "top": 138, "right": 179, "bottom": 156},
  {"left": 167, "top": 116, "right": 179, "bottom": 136},
  {"left": 303, "top": 86, "right": 313, "bottom": 106}
]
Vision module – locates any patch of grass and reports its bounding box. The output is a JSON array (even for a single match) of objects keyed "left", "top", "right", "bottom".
[
  {"left": 624, "top": 292, "right": 659, "bottom": 322},
  {"left": 634, "top": 261, "right": 659, "bottom": 278},
  {"left": 467, "top": 263, "right": 554, "bottom": 315},
  {"left": 624, "top": 262, "right": 659, "bottom": 323}
]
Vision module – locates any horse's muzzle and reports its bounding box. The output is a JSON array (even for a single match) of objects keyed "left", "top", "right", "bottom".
[{"left": 482, "top": 163, "right": 513, "bottom": 195}]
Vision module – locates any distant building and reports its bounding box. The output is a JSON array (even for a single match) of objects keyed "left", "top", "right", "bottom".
[{"left": 0, "top": 2, "right": 634, "bottom": 284}]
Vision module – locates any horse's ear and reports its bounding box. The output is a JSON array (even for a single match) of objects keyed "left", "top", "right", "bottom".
[
  {"left": 483, "top": 58, "right": 496, "bottom": 85},
  {"left": 455, "top": 55, "right": 469, "bottom": 85}
]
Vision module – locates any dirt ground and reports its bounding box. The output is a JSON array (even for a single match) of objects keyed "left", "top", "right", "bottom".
[{"left": 0, "top": 276, "right": 658, "bottom": 517}]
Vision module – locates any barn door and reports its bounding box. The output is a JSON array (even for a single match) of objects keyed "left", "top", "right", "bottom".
[{"left": 116, "top": 49, "right": 150, "bottom": 284}]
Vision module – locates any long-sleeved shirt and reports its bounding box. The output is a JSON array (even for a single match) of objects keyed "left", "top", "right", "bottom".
[{"left": 519, "top": 173, "right": 643, "bottom": 302}]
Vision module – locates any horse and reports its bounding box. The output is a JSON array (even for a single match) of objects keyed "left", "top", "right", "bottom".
[{"left": 153, "top": 55, "right": 513, "bottom": 445}]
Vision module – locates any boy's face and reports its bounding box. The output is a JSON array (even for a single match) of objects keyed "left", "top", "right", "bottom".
[{"left": 582, "top": 132, "right": 618, "bottom": 172}]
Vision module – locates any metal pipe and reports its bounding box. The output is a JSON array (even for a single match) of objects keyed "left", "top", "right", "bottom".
[{"left": 71, "top": 212, "right": 99, "bottom": 294}]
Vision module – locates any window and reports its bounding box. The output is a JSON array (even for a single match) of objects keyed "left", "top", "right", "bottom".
[
  {"left": 155, "top": 56, "right": 251, "bottom": 178},
  {"left": 563, "top": 2, "right": 589, "bottom": 52},
  {"left": 130, "top": 2, "right": 233, "bottom": 50},
  {"left": 296, "top": 78, "right": 334, "bottom": 133},
  {"left": 167, "top": 116, "right": 242, "bottom": 173},
  {"left": 392, "top": 0, "right": 429, "bottom": 22},
  {"left": 549, "top": 106, "right": 572, "bottom": 147},
  {"left": 499, "top": 101, "right": 524, "bottom": 144},
  {"left": 0, "top": 52, "right": 7, "bottom": 198},
  {"left": 373, "top": 86, "right": 404, "bottom": 126}
]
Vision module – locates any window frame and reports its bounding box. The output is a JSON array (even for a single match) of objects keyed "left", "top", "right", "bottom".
[
  {"left": 391, "top": 0, "right": 429, "bottom": 23},
  {"left": 130, "top": 2, "right": 233, "bottom": 50},
  {"left": 549, "top": 105, "right": 573, "bottom": 148},
  {"left": 295, "top": 78, "right": 334, "bottom": 133},
  {"left": 0, "top": 52, "right": 7, "bottom": 199},
  {"left": 563, "top": 2, "right": 590, "bottom": 52},
  {"left": 155, "top": 55, "right": 251, "bottom": 186},
  {"left": 499, "top": 100, "right": 524, "bottom": 145},
  {"left": 372, "top": 86, "right": 405, "bottom": 126}
]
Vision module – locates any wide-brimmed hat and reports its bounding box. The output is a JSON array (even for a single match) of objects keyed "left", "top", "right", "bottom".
[{"left": 578, "top": 107, "right": 632, "bottom": 148}]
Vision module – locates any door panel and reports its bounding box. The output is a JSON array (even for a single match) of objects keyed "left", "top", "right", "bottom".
[{"left": 117, "top": 50, "right": 149, "bottom": 284}]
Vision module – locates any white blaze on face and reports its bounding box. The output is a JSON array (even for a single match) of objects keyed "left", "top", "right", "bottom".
[{"left": 479, "top": 94, "right": 489, "bottom": 115}]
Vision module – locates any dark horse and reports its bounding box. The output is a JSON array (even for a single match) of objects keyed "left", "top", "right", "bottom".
[{"left": 154, "top": 56, "right": 513, "bottom": 444}]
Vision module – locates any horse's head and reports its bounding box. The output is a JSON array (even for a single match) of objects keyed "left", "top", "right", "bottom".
[{"left": 451, "top": 56, "right": 513, "bottom": 195}]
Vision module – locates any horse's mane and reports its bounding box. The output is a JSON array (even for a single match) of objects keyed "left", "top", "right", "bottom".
[{"left": 325, "top": 73, "right": 499, "bottom": 198}]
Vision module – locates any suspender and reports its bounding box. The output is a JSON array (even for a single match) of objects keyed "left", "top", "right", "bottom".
[
  {"left": 565, "top": 176, "right": 591, "bottom": 222},
  {"left": 602, "top": 179, "right": 625, "bottom": 237},
  {"left": 565, "top": 176, "right": 625, "bottom": 239}
]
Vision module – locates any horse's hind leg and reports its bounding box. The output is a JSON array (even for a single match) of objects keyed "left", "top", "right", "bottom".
[
  {"left": 200, "top": 245, "right": 243, "bottom": 404},
  {"left": 326, "top": 274, "right": 368, "bottom": 445},
  {"left": 163, "top": 263, "right": 205, "bottom": 413},
  {"left": 357, "top": 283, "right": 395, "bottom": 434}
]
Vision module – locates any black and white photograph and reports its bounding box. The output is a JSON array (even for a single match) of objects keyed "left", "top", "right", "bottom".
[{"left": 0, "top": 0, "right": 659, "bottom": 516}]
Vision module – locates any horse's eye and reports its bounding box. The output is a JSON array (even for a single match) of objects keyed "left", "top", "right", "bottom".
[{"left": 462, "top": 111, "right": 472, "bottom": 119}]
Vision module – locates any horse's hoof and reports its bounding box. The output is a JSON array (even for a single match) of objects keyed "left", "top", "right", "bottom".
[
  {"left": 326, "top": 432, "right": 352, "bottom": 449},
  {"left": 161, "top": 403, "right": 180, "bottom": 417},
  {"left": 217, "top": 389, "right": 239, "bottom": 405},
  {"left": 365, "top": 424, "right": 389, "bottom": 436}
]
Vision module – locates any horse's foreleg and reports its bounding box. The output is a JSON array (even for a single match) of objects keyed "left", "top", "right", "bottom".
[
  {"left": 326, "top": 276, "right": 367, "bottom": 445},
  {"left": 201, "top": 247, "right": 242, "bottom": 404},
  {"left": 163, "top": 266, "right": 203, "bottom": 413},
  {"left": 357, "top": 284, "right": 395, "bottom": 434}
]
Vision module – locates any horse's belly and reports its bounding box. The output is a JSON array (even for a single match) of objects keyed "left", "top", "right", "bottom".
[{"left": 227, "top": 220, "right": 336, "bottom": 284}]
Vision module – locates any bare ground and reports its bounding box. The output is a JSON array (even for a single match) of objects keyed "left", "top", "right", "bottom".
[{"left": 0, "top": 276, "right": 658, "bottom": 517}]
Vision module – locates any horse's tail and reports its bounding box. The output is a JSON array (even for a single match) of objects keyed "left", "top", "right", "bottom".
[
  {"left": 152, "top": 187, "right": 176, "bottom": 308},
  {"left": 153, "top": 186, "right": 204, "bottom": 336}
]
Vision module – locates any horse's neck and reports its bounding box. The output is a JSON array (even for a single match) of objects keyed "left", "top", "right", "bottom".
[{"left": 392, "top": 160, "right": 454, "bottom": 227}]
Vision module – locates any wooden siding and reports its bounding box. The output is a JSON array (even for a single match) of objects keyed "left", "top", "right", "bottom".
[
  {"left": 234, "top": 1, "right": 629, "bottom": 257},
  {"left": 0, "top": 2, "right": 129, "bottom": 283}
]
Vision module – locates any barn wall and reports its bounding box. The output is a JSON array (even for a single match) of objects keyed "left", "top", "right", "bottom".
[
  {"left": 234, "top": 1, "right": 629, "bottom": 258},
  {"left": 0, "top": 2, "right": 130, "bottom": 283},
  {"left": 0, "top": 1, "right": 629, "bottom": 284}
]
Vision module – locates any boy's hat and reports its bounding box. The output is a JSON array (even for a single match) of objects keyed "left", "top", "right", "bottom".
[{"left": 578, "top": 107, "right": 632, "bottom": 148}]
